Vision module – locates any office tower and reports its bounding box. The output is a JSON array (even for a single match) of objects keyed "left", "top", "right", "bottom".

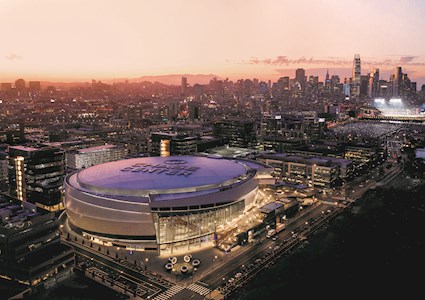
[
  {"left": 0, "top": 197, "right": 74, "bottom": 290},
  {"left": 193, "top": 83, "right": 204, "bottom": 100},
  {"left": 368, "top": 68, "right": 380, "bottom": 97},
  {"left": 360, "top": 75, "right": 369, "bottom": 97},
  {"left": 343, "top": 78, "right": 351, "bottom": 97},
  {"left": 188, "top": 101, "right": 201, "bottom": 121},
  {"left": 14, "top": 79, "right": 26, "bottom": 91},
  {"left": 309, "top": 76, "right": 319, "bottom": 85},
  {"left": 169, "top": 101, "right": 180, "bottom": 119},
  {"left": 276, "top": 77, "right": 290, "bottom": 94},
  {"left": 150, "top": 132, "right": 197, "bottom": 156},
  {"left": 351, "top": 54, "right": 361, "bottom": 98},
  {"left": 181, "top": 76, "right": 188, "bottom": 94},
  {"left": 1, "top": 82, "right": 12, "bottom": 92},
  {"left": 295, "top": 68, "right": 306, "bottom": 92},
  {"left": 213, "top": 119, "right": 257, "bottom": 149},
  {"left": 8, "top": 145, "right": 65, "bottom": 211},
  {"left": 393, "top": 67, "right": 402, "bottom": 97}
]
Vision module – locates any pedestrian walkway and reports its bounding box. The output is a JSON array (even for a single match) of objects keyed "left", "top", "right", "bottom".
[
  {"left": 151, "top": 285, "right": 185, "bottom": 300},
  {"left": 186, "top": 282, "right": 212, "bottom": 296}
]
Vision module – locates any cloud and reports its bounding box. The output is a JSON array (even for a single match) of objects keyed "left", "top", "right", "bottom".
[
  {"left": 249, "top": 56, "right": 352, "bottom": 66},
  {"left": 245, "top": 55, "right": 425, "bottom": 67},
  {"left": 6, "top": 53, "right": 22, "bottom": 60}
]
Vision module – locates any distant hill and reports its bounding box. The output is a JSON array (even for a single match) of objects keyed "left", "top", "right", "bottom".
[
  {"left": 39, "top": 74, "right": 221, "bottom": 89},
  {"left": 110, "top": 74, "right": 221, "bottom": 85}
]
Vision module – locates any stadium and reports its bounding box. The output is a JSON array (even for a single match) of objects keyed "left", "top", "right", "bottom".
[{"left": 63, "top": 155, "right": 272, "bottom": 255}]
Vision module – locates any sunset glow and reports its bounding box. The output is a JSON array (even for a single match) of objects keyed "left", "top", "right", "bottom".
[{"left": 1, "top": 0, "right": 425, "bottom": 85}]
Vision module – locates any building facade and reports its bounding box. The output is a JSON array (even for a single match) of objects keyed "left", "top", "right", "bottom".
[
  {"left": 63, "top": 155, "right": 271, "bottom": 255},
  {"left": 0, "top": 198, "right": 74, "bottom": 290},
  {"left": 66, "top": 144, "right": 127, "bottom": 169},
  {"left": 213, "top": 119, "right": 257, "bottom": 149},
  {"left": 8, "top": 145, "right": 65, "bottom": 211},
  {"left": 150, "top": 132, "right": 198, "bottom": 156},
  {"left": 258, "top": 153, "right": 351, "bottom": 188}
]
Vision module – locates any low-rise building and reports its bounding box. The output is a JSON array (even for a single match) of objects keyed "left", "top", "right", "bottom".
[
  {"left": 258, "top": 153, "right": 351, "bottom": 188},
  {"left": 66, "top": 144, "right": 127, "bottom": 169},
  {"left": 344, "top": 145, "right": 377, "bottom": 167}
]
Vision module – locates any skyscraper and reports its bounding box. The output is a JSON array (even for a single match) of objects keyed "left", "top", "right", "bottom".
[
  {"left": 351, "top": 54, "right": 361, "bottom": 99},
  {"left": 393, "top": 67, "right": 402, "bottom": 97},
  {"left": 14, "top": 78, "right": 26, "bottom": 92},
  {"left": 295, "top": 68, "right": 306, "bottom": 92},
  {"left": 368, "top": 68, "right": 380, "bottom": 97},
  {"left": 181, "top": 76, "right": 188, "bottom": 94},
  {"left": 213, "top": 119, "right": 257, "bottom": 149}
]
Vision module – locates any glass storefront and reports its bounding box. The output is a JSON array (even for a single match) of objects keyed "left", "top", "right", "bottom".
[{"left": 153, "top": 199, "right": 245, "bottom": 255}]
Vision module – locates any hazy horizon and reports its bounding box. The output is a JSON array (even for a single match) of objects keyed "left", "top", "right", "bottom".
[{"left": 1, "top": 0, "right": 425, "bottom": 87}]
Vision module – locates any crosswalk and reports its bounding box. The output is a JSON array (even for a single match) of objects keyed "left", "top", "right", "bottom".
[
  {"left": 186, "top": 283, "right": 212, "bottom": 296},
  {"left": 151, "top": 285, "right": 185, "bottom": 300}
]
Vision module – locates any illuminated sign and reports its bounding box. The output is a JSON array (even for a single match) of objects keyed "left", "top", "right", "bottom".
[{"left": 121, "top": 160, "right": 199, "bottom": 177}]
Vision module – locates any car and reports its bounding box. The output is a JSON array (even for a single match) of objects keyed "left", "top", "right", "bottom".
[
  {"left": 272, "top": 236, "right": 278, "bottom": 241},
  {"left": 235, "top": 272, "right": 242, "bottom": 278},
  {"left": 273, "top": 245, "right": 280, "bottom": 251},
  {"left": 228, "top": 278, "right": 235, "bottom": 283},
  {"left": 255, "top": 258, "right": 262, "bottom": 263}
]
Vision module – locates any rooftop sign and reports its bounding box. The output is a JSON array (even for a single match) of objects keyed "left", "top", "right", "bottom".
[{"left": 121, "top": 159, "right": 199, "bottom": 177}]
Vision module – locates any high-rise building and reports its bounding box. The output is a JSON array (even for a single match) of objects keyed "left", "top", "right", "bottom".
[
  {"left": 295, "top": 68, "right": 306, "bottom": 92},
  {"left": 393, "top": 67, "right": 403, "bottom": 97},
  {"left": 193, "top": 84, "right": 204, "bottom": 100},
  {"left": 28, "top": 81, "right": 41, "bottom": 92},
  {"left": 368, "top": 68, "right": 380, "bottom": 97},
  {"left": 343, "top": 78, "right": 351, "bottom": 97},
  {"left": 8, "top": 145, "right": 65, "bottom": 211},
  {"left": 188, "top": 101, "right": 201, "bottom": 121},
  {"left": 351, "top": 54, "right": 361, "bottom": 99},
  {"left": 1, "top": 82, "right": 12, "bottom": 92},
  {"left": 360, "top": 75, "right": 369, "bottom": 97},
  {"left": 213, "top": 119, "right": 257, "bottom": 149},
  {"left": 181, "top": 76, "right": 188, "bottom": 94},
  {"left": 150, "top": 132, "right": 198, "bottom": 156},
  {"left": 324, "top": 69, "right": 331, "bottom": 90},
  {"left": 14, "top": 79, "right": 26, "bottom": 91}
]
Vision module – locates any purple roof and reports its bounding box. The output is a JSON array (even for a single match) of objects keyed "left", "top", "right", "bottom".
[{"left": 75, "top": 156, "right": 248, "bottom": 192}]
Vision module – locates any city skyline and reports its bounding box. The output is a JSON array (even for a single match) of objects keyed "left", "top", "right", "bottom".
[{"left": 1, "top": 0, "right": 425, "bottom": 86}]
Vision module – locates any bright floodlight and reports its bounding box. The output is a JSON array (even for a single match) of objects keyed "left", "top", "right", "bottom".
[{"left": 389, "top": 98, "right": 402, "bottom": 104}]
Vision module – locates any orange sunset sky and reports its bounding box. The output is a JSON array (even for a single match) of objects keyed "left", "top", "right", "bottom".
[{"left": 1, "top": 0, "right": 425, "bottom": 86}]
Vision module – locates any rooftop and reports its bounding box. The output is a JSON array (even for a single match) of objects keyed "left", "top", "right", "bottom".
[
  {"left": 71, "top": 155, "right": 252, "bottom": 194},
  {"left": 77, "top": 144, "right": 117, "bottom": 153},
  {"left": 0, "top": 199, "right": 40, "bottom": 230},
  {"left": 259, "top": 202, "right": 284, "bottom": 214}
]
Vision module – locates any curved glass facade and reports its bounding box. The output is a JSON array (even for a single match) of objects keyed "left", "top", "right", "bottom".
[{"left": 153, "top": 200, "right": 245, "bottom": 255}]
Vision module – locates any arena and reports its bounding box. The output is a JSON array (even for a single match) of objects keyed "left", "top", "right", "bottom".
[{"left": 63, "top": 155, "right": 271, "bottom": 255}]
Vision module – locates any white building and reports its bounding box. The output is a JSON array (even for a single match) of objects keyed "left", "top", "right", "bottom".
[{"left": 66, "top": 144, "right": 127, "bottom": 169}]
